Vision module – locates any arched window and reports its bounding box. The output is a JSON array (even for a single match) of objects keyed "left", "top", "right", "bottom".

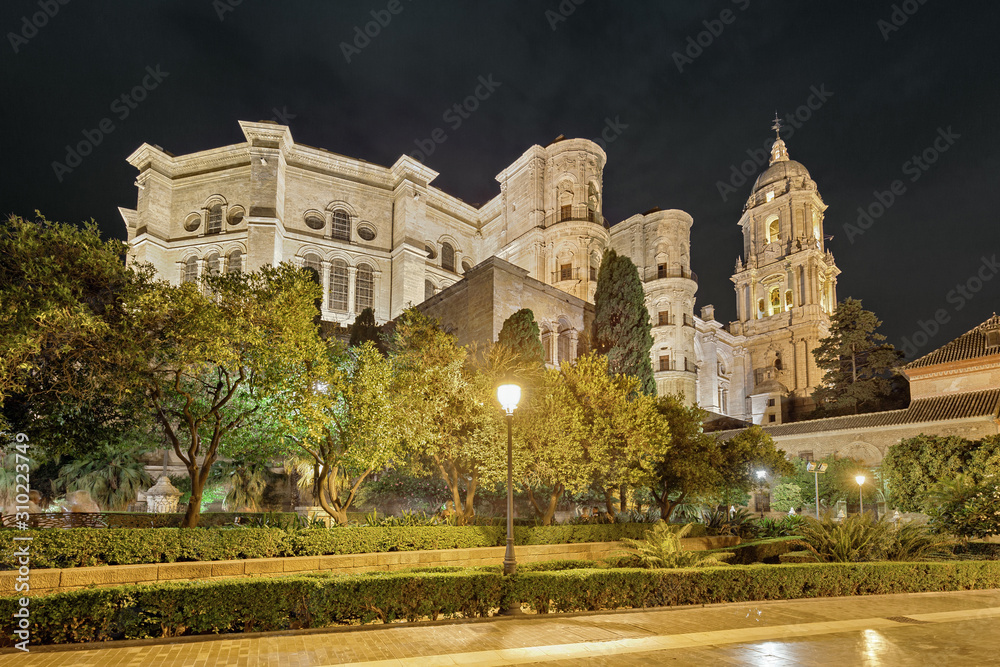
[
  {"left": 769, "top": 287, "right": 781, "bottom": 315},
  {"left": 461, "top": 259, "right": 473, "bottom": 274},
  {"left": 182, "top": 256, "right": 198, "bottom": 284},
  {"left": 425, "top": 279, "right": 436, "bottom": 301},
  {"left": 355, "top": 263, "right": 374, "bottom": 313},
  {"left": 207, "top": 204, "right": 223, "bottom": 235},
  {"left": 226, "top": 250, "right": 242, "bottom": 275},
  {"left": 441, "top": 242, "right": 455, "bottom": 272},
  {"left": 767, "top": 217, "right": 780, "bottom": 244},
  {"left": 425, "top": 244, "right": 437, "bottom": 260},
  {"left": 557, "top": 330, "right": 571, "bottom": 363},
  {"left": 331, "top": 209, "right": 350, "bottom": 241},
  {"left": 302, "top": 253, "right": 322, "bottom": 284},
  {"left": 205, "top": 253, "right": 220, "bottom": 277},
  {"left": 328, "top": 260, "right": 349, "bottom": 312}
]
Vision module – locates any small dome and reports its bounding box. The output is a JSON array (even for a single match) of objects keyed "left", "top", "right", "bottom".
[
  {"left": 751, "top": 159, "right": 812, "bottom": 194},
  {"left": 751, "top": 378, "right": 789, "bottom": 395}
]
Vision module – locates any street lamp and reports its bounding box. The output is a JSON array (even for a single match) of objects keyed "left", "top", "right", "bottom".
[
  {"left": 497, "top": 382, "right": 521, "bottom": 576},
  {"left": 755, "top": 469, "right": 766, "bottom": 518},
  {"left": 855, "top": 474, "right": 866, "bottom": 515}
]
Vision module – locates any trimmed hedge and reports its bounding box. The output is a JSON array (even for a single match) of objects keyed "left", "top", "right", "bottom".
[
  {"left": 4, "top": 560, "right": 1000, "bottom": 645},
  {"left": 0, "top": 524, "right": 654, "bottom": 569}
]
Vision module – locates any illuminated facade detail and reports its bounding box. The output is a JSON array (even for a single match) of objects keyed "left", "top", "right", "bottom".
[{"left": 121, "top": 120, "right": 840, "bottom": 424}]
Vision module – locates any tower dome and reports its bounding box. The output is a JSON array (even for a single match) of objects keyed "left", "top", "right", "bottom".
[{"left": 745, "top": 128, "right": 819, "bottom": 211}]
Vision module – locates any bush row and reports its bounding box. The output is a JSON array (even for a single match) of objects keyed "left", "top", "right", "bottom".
[
  {"left": 4, "top": 560, "right": 1000, "bottom": 645},
  {"left": 0, "top": 524, "right": 654, "bottom": 569}
]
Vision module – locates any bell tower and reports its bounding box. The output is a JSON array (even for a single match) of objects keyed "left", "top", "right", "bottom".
[{"left": 730, "top": 118, "right": 841, "bottom": 421}]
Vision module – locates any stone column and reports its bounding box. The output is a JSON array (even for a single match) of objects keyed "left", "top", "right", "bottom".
[
  {"left": 320, "top": 260, "right": 331, "bottom": 314},
  {"left": 347, "top": 266, "right": 358, "bottom": 315}
]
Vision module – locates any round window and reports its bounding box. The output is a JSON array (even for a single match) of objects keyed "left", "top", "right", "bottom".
[
  {"left": 228, "top": 208, "right": 244, "bottom": 226},
  {"left": 183, "top": 215, "right": 201, "bottom": 232},
  {"left": 305, "top": 214, "right": 325, "bottom": 230},
  {"left": 425, "top": 244, "right": 437, "bottom": 260},
  {"left": 358, "top": 226, "right": 376, "bottom": 241}
]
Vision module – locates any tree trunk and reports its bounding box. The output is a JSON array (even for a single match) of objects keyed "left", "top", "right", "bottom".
[
  {"left": 603, "top": 488, "right": 616, "bottom": 521},
  {"left": 619, "top": 484, "right": 627, "bottom": 513},
  {"left": 525, "top": 483, "right": 564, "bottom": 526}
]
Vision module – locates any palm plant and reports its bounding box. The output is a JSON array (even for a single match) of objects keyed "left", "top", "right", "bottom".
[
  {"left": 620, "top": 521, "right": 730, "bottom": 568},
  {"left": 210, "top": 460, "right": 277, "bottom": 511},
  {"left": 797, "top": 512, "right": 952, "bottom": 562},
  {"left": 57, "top": 445, "right": 152, "bottom": 511}
]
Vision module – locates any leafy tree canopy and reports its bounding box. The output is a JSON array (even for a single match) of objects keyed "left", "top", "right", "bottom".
[
  {"left": 882, "top": 434, "right": 1000, "bottom": 512},
  {"left": 497, "top": 308, "right": 545, "bottom": 367}
]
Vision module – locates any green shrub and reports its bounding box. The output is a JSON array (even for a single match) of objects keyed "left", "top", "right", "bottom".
[
  {"left": 926, "top": 478, "right": 1000, "bottom": 539},
  {"left": 620, "top": 522, "right": 729, "bottom": 568},
  {"left": 0, "top": 523, "right": 654, "bottom": 569},
  {"left": 723, "top": 537, "right": 808, "bottom": 565},
  {"left": 7, "top": 561, "right": 1000, "bottom": 645},
  {"left": 796, "top": 514, "right": 953, "bottom": 562},
  {"left": 771, "top": 483, "right": 803, "bottom": 512}
]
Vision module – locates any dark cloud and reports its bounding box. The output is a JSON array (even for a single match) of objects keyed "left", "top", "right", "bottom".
[{"left": 2, "top": 0, "right": 998, "bottom": 355}]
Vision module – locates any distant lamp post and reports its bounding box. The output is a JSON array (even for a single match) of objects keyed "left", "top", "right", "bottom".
[
  {"left": 497, "top": 383, "right": 521, "bottom": 577},
  {"left": 755, "top": 469, "right": 767, "bottom": 518},
  {"left": 855, "top": 474, "right": 866, "bottom": 515}
]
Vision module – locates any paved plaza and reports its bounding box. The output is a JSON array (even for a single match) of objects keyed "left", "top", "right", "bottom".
[{"left": 3, "top": 589, "right": 1000, "bottom": 666}]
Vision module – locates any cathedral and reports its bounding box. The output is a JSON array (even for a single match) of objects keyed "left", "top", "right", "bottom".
[{"left": 121, "top": 119, "right": 841, "bottom": 425}]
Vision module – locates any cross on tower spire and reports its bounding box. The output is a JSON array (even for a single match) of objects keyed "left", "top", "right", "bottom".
[
  {"left": 771, "top": 112, "right": 782, "bottom": 140},
  {"left": 768, "top": 112, "right": 789, "bottom": 164}
]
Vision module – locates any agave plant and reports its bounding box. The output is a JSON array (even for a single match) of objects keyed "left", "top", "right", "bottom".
[{"left": 620, "top": 521, "right": 730, "bottom": 569}]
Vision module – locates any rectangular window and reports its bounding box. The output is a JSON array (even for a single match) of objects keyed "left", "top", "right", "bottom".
[
  {"left": 560, "top": 205, "right": 572, "bottom": 221},
  {"left": 658, "top": 355, "right": 670, "bottom": 372},
  {"left": 560, "top": 264, "right": 573, "bottom": 281},
  {"left": 589, "top": 266, "right": 597, "bottom": 281},
  {"left": 207, "top": 206, "right": 223, "bottom": 234},
  {"left": 329, "top": 266, "right": 349, "bottom": 312},
  {"left": 657, "top": 263, "right": 667, "bottom": 279},
  {"left": 767, "top": 398, "right": 776, "bottom": 407},
  {"left": 798, "top": 451, "right": 814, "bottom": 461},
  {"left": 657, "top": 311, "right": 670, "bottom": 326},
  {"left": 768, "top": 414, "right": 776, "bottom": 423}
]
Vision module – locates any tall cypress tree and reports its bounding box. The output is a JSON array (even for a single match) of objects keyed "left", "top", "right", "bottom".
[
  {"left": 592, "top": 248, "right": 655, "bottom": 395},
  {"left": 497, "top": 308, "right": 545, "bottom": 366},
  {"left": 349, "top": 307, "right": 385, "bottom": 354}
]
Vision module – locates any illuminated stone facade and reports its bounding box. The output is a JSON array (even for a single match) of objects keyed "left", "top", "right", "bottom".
[{"left": 121, "top": 120, "right": 840, "bottom": 423}]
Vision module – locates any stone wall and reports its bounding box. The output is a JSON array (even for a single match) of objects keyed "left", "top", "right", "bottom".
[{"left": 2, "top": 537, "right": 739, "bottom": 597}]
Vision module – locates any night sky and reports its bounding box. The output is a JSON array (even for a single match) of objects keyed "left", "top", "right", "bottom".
[{"left": 3, "top": 1, "right": 998, "bottom": 359}]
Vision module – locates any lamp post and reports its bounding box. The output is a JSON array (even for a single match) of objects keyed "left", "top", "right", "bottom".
[
  {"left": 756, "top": 469, "right": 766, "bottom": 518},
  {"left": 497, "top": 382, "right": 521, "bottom": 576},
  {"left": 855, "top": 474, "right": 866, "bottom": 515}
]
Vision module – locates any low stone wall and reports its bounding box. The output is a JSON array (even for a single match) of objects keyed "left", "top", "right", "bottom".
[{"left": 2, "top": 536, "right": 740, "bottom": 597}]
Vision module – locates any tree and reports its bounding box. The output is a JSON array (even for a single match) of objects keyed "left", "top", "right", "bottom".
[
  {"left": 497, "top": 308, "right": 545, "bottom": 367},
  {"left": 349, "top": 307, "right": 385, "bottom": 353},
  {"left": 388, "top": 309, "right": 509, "bottom": 525},
  {"left": 716, "top": 425, "right": 794, "bottom": 499},
  {"left": 648, "top": 395, "right": 719, "bottom": 521},
  {"left": 0, "top": 214, "right": 146, "bottom": 426},
  {"left": 881, "top": 434, "right": 1000, "bottom": 512},
  {"left": 276, "top": 340, "right": 407, "bottom": 524},
  {"left": 126, "top": 264, "right": 320, "bottom": 527},
  {"left": 559, "top": 353, "right": 667, "bottom": 518},
  {"left": 592, "top": 249, "right": 655, "bottom": 395},
  {"left": 812, "top": 298, "right": 904, "bottom": 413}
]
